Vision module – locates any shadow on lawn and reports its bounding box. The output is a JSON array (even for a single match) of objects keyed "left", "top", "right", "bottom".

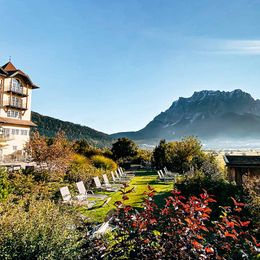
[
  {"left": 153, "top": 191, "right": 173, "bottom": 208},
  {"left": 132, "top": 170, "right": 156, "bottom": 176},
  {"left": 130, "top": 190, "right": 173, "bottom": 210}
]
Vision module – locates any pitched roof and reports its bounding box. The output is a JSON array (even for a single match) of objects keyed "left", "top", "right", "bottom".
[
  {"left": 224, "top": 155, "right": 260, "bottom": 167},
  {"left": 2, "top": 62, "right": 17, "bottom": 71},
  {"left": 0, "top": 61, "right": 39, "bottom": 89},
  {"left": 0, "top": 117, "right": 37, "bottom": 127}
]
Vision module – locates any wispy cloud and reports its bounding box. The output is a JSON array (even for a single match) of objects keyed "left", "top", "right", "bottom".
[
  {"left": 207, "top": 39, "right": 260, "bottom": 55},
  {"left": 141, "top": 29, "right": 260, "bottom": 55}
]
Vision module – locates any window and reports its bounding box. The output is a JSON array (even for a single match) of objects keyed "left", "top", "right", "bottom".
[
  {"left": 11, "top": 96, "right": 22, "bottom": 108},
  {"left": 11, "top": 129, "right": 19, "bottom": 135},
  {"left": 7, "top": 110, "right": 22, "bottom": 119},
  {"left": 3, "top": 128, "right": 10, "bottom": 136},
  {"left": 13, "top": 146, "right": 17, "bottom": 151},
  {"left": 11, "top": 79, "right": 23, "bottom": 94},
  {"left": 21, "top": 130, "right": 28, "bottom": 136}
]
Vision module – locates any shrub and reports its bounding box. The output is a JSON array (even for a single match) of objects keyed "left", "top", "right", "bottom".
[
  {"left": 91, "top": 155, "right": 117, "bottom": 171},
  {"left": 0, "top": 168, "right": 13, "bottom": 201},
  {"left": 0, "top": 198, "right": 84, "bottom": 259},
  {"left": 8, "top": 171, "right": 61, "bottom": 201},
  {"left": 66, "top": 154, "right": 104, "bottom": 187},
  {"left": 90, "top": 188, "right": 258, "bottom": 259}
]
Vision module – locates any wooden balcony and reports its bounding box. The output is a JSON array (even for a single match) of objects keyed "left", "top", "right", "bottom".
[
  {"left": 3, "top": 101, "right": 27, "bottom": 111},
  {"left": 5, "top": 87, "right": 28, "bottom": 97}
]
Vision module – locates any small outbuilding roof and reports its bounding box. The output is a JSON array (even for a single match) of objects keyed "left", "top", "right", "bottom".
[{"left": 224, "top": 155, "right": 260, "bottom": 167}]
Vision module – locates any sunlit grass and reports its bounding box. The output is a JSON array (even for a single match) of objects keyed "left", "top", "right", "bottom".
[{"left": 80, "top": 170, "right": 173, "bottom": 222}]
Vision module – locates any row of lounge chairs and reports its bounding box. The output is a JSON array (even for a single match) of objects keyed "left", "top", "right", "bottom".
[{"left": 59, "top": 167, "right": 134, "bottom": 209}]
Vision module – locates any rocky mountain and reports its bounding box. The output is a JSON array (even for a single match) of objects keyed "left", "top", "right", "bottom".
[
  {"left": 31, "top": 112, "right": 113, "bottom": 147},
  {"left": 111, "top": 89, "right": 260, "bottom": 143}
]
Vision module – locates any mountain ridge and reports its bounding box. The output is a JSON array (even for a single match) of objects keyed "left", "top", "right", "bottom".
[
  {"left": 31, "top": 111, "right": 113, "bottom": 147},
  {"left": 111, "top": 89, "right": 260, "bottom": 142}
]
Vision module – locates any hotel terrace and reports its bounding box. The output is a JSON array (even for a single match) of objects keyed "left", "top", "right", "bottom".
[{"left": 0, "top": 61, "right": 38, "bottom": 162}]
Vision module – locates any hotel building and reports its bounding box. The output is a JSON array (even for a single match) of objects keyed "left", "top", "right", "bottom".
[{"left": 0, "top": 61, "right": 38, "bottom": 161}]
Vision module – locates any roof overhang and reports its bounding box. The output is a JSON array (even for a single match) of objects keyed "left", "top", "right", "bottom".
[
  {"left": 9, "top": 71, "right": 39, "bottom": 89},
  {"left": 0, "top": 117, "right": 37, "bottom": 127},
  {"left": 224, "top": 154, "right": 260, "bottom": 168}
]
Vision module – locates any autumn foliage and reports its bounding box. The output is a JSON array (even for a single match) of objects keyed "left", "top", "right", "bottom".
[
  {"left": 26, "top": 131, "right": 73, "bottom": 180},
  {"left": 92, "top": 187, "right": 259, "bottom": 259}
]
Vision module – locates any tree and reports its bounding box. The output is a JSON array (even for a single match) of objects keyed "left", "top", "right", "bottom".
[
  {"left": 111, "top": 138, "right": 138, "bottom": 161},
  {"left": 134, "top": 149, "right": 152, "bottom": 166},
  {"left": 26, "top": 131, "right": 74, "bottom": 180},
  {"left": 152, "top": 139, "right": 168, "bottom": 169},
  {"left": 152, "top": 137, "right": 210, "bottom": 173}
]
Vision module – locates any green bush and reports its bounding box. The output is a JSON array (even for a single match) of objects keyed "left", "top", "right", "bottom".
[
  {"left": 66, "top": 154, "right": 104, "bottom": 187},
  {"left": 0, "top": 198, "right": 84, "bottom": 259},
  {"left": 0, "top": 168, "right": 13, "bottom": 201},
  {"left": 91, "top": 155, "right": 117, "bottom": 171}
]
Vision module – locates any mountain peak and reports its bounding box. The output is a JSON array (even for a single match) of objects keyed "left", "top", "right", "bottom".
[
  {"left": 190, "top": 89, "right": 251, "bottom": 101},
  {"left": 111, "top": 89, "right": 260, "bottom": 142}
]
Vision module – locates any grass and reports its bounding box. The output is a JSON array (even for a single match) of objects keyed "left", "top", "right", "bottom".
[{"left": 80, "top": 170, "right": 174, "bottom": 222}]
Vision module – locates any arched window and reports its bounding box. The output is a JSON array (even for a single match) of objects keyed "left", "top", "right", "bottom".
[{"left": 11, "top": 78, "right": 23, "bottom": 94}]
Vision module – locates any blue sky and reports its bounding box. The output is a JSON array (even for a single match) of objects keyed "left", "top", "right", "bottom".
[{"left": 0, "top": 0, "right": 260, "bottom": 133}]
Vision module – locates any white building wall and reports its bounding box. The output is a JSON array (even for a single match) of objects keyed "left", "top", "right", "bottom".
[{"left": 1, "top": 125, "right": 30, "bottom": 159}]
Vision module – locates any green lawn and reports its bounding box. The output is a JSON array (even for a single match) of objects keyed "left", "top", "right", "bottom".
[{"left": 80, "top": 170, "right": 174, "bottom": 222}]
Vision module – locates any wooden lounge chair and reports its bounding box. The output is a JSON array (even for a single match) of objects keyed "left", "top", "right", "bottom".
[
  {"left": 93, "top": 176, "right": 119, "bottom": 192},
  {"left": 76, "top": 181, "right": 108, "bottom": 200},
  {"left": 59, "top": 186, "right": 96, "bottom": 209}
]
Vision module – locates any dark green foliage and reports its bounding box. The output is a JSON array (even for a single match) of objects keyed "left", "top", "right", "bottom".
[
  {"left": 31, "top": 112, "right": 113, "bottom": 148},
  {"left": 111, "top": 138, "right": 138, "bottom": 161},
  {"left": 152, "top": 139, "right": 168, "bottom": 169},
  {"left": 175, "top": 173, "right": 249, "bottom": 220},
  {"left": 73, "top": 139, "right": 103, "bottom": 158}
]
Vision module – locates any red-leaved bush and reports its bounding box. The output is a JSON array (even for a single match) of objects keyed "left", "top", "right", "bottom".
[{"left": 90, "top": 187, "right": 259, "bottom": 259}]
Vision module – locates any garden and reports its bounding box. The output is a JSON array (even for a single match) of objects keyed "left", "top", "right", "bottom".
[{"left": 0, "top": 133, "right": 259, "bottom": 259}]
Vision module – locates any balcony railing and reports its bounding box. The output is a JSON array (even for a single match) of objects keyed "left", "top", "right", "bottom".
[
  {"left": 3, "top": 100, "right": 27, "bottom": 110},
  {"left": 5, "top": 86, "right": 28, "bottom": 97}
]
